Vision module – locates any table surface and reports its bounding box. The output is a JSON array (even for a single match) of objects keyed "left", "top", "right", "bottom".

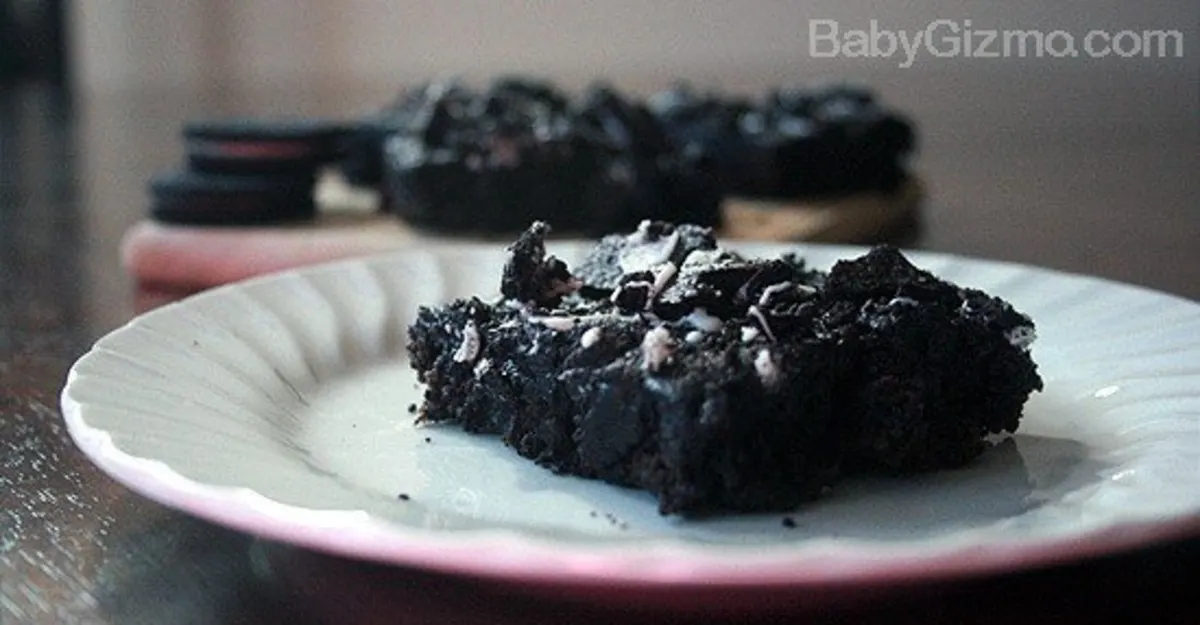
[{"left": 2, "top": 80, "right": 1198, "bottom": 624}]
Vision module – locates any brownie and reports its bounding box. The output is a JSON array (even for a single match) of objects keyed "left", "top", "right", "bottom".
[
  {"left": 407, "top": 221, "right": 1041, "bottom": 515},
  {"left": 578, "top": 85, "right": 722, "bottom": 230},
  {"left": 337, "top": 81, "right": 461, "bottom": 190},
  {"left": 647, "top": 85, "right": 757, "bottom": 196},
  {"left": 648, "top": 82, "right": 916, "bottom": 198},
  {"left": 341, "top": 77, "right": 916, "bottom": 235},
  {"left": 818, "top": 247, "right": 1043, "bottom": 471},
  {"left": 366, "top": 76, "right": 721, "bottom": 236}
]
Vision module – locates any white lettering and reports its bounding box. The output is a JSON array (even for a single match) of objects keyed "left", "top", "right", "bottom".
[
  {"left": 926, "top": 19, "right": 961, "bottom": 58},
  {"left": 843, "top": 29, "right": 870, "bottom": 57},
  {"left": 1112, "top": 30, "right": 1143, "bottom": 58},
  {"left": 807, "top": 20, "right": 1185, "bottom": 65},
  {"left": 1004, "top": 30, "right": 1044, "bottom": 57},
  {"left": 869, "top": 20, "right": 897, "bottom": 58},
  {"left": 1044, "top": 30, "right": 1077, "bottom": 58},
  {"left": 896, "top": 29, "right": 924, "bottom": 68},
  {"left": 1143, "top": 29, "right": 1184, "bottom": 58},
  {"left": 809, "top": 19, "right": 841, "bottom": 58},
  {"left": 1084, "top": 30, "right": 1111, "bottom": 57},
  {"left": 973, "top": 29, "right": 1000, "bottom": 58}
]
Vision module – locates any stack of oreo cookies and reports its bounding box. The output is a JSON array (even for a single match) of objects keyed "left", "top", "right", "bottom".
[{"left": 149, "top": 119, "right": 347, "bottom": 225}]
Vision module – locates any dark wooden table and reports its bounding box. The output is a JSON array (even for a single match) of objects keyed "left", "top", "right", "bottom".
[{"left": 2, "top": 77, "right": 1198, "bottom": 624}]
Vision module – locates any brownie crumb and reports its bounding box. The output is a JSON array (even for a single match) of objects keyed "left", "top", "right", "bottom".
[
  {"left": 782, "top": 517, "right": 797, "bottom": 528},
  {"left": 596, "top": 512, "right": 627, "bottom": 527},
  {"left": 397, "top": 493, "right": 411, "bottom": 501},
  {"left": 407, "top": 403, "right": 418, "bottom": 414},
  {"left": 424, "top": 437, "right": 432, "bottom": 443}
]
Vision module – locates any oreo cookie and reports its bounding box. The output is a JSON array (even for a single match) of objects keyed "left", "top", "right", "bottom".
[
  {"left": 182, "top": 118, "right": 347, "bottom": 175},
  {"left": 148, "top": 169, "right": 316, "bottom": 226},
  {"left": 337, "top": 117, "right": 394, "bottom": 188}
]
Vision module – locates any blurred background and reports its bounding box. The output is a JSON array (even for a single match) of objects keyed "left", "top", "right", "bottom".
[
  {"left": 2, "top": 0, "right": 1198, "bottom": 330},
  {"left": 63, "top": 2, "right": 1198, "bottom": 130}
]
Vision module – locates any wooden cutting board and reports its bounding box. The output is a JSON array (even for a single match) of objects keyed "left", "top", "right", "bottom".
[{"left": 122, "top": 172, "right": 923, "bottom": 293}]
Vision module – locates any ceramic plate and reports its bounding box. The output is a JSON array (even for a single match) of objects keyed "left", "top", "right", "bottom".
[{"left": 61, "top": 242, "right": 1200, "bottom": 607}]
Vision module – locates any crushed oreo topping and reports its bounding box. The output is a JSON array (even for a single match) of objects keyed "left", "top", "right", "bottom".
[
  {"left": 500, "top": 221, "right": 581, "bottom": 308},
  {"left": 576, "top": 221, "right": 717, "bottom": 292},
  {"left": 640, "top": 326, "right": 675, "bottom": 372},
  {"left": 452, "top": 320, "right": 481, "bottom": 363}
]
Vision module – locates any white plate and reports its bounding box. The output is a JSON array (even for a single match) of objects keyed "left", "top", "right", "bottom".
[{"left": 61, "top": 242, "right": 1200, "bottom": 608}]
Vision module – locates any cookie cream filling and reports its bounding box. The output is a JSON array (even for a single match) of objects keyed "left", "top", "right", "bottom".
[
  {"left": 747, "top": 305, "right": 777, "bottom": 342},
  {"left": 682, "top": 308, "right": 723, "bottom": 333},
  {"left": 646, "top": 262, "right": 678, "bottom": 307},
  {"left": 619, "top": 227, "right": 680, "bottom": 274},
  {"left": 452, "top": 320, "right": 481, "bottom": 363},
  {"left": 528, "top": 311, "right": 614, "bottom": 331},
  {"left": 641, "top": 326, "right": 674, "bottom": 372},
  {"left": 580, "top": 326, "right": 603, "bottom": 349},
  {"left": 754, "top": 348, "right": 780, "bottom": 386}
]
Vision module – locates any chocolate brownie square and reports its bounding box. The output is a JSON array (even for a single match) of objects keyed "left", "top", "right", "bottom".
[{"left": 407, "top": 221, "right": 1041, "bottom": 515}]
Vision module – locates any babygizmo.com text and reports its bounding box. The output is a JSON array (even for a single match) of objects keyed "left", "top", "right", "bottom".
[{"left": 809, "top": 19, "right": 1185, "bottom": 68}]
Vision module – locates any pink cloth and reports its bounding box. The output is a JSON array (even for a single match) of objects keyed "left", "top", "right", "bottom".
[{"left": 122, "top": 217, "right": 419, "bottom": 291}]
